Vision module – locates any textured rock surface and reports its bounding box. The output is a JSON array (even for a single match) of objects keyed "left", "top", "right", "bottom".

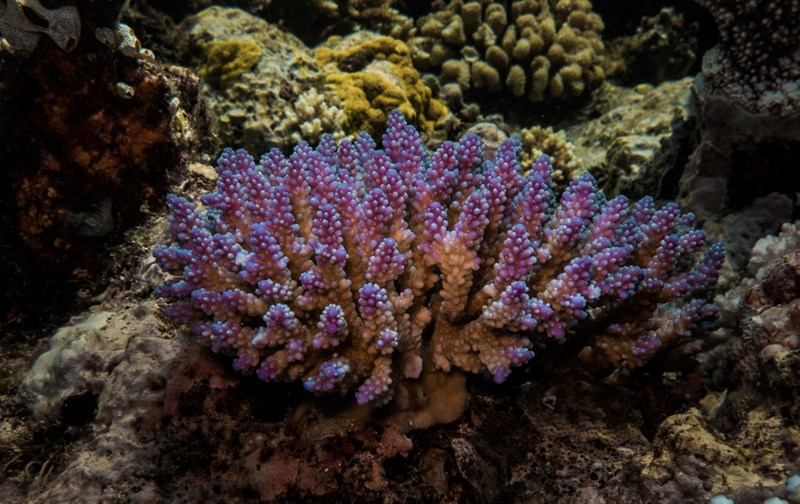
[
  {"left": 566, "top": 78, "right": 694, "bottom": 199},
  {"left": 605, "top": 7, "right": 697, "bottom": 86},
  {"left": 178, "top": 7, "right": 342, "bottom": 153},
  {"left": 679, "top": 75, "right": 800, "bottom": 221},
  {"left": 0, "top": 13, "right": 210, "bottom": 338},
  {"left": 19, "top": 311, "right": 116, "bottom": 423}
]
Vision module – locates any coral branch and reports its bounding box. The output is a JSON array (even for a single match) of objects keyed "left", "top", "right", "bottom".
[{"left": 155, "top": 110, "right": 723, "bottom": 406}]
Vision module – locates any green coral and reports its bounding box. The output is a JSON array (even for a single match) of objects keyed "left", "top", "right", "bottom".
[
  {"left": 199, "top": 38, "right": 263, "bottom": 89},
  {"left": 316, "top": 34, "right": 449, "bottom": 137}
]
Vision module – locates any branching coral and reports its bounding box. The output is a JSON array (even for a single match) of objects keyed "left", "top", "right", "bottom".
[
  {"left": 519, "top": 125, "right": 579, "bottom": 186},
  {"left": 154, "top": 111, "right": 723, "bottom": 408},
  {"left": 272, "top": 88, "right": 347, "bottom": 147}
]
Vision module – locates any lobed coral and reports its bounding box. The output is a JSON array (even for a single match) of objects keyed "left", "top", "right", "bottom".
[
  {"left": 410, "top": 0, "right": 606, "bottom": 103},
  {"left": 154, "top": 111, "right": 723, "bottom": 408}
]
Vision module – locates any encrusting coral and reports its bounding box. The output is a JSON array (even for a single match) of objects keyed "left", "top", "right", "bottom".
[
  {"left": 198, "top": 38, "right": 262, "bottom": 89},
  {"left": 410, "top": 0, "right": 606, "bottom": 103},
  {"left": 154, "top": 110, "right": 723, "bottom": 409},
  {"left": 316, "top": 34, "right": 449, "bottom": 138}
]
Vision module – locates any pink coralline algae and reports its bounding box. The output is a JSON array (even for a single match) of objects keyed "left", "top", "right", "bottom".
[{"left": 154, "top": 111, "right": 724, "bottom": 406}]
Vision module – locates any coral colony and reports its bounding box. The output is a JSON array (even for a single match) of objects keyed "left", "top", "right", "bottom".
[{"left": 154, "top": 110, "right": 723, "bottom": 406}]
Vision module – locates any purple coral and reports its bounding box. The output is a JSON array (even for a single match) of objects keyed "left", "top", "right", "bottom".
[{"left": 154, "top": 110, "right": 724, "bottom": 405}]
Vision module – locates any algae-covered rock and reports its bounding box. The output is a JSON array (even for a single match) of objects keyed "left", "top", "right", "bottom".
[
  {"left": 179, "top": 6, "right": 344, "bottom": 152},
  {"left": 198, "top": 38, "right": 262, "bottom": 89},
  {"left": 567, "top": 78, "right": 693, "bottom": 198},
  {"left": 316, "top": 33, "right": 449, "bottom": 138},
  {"left": 179, "top": 8, "right": 447, "bottom": 151},
  {"left": 639, "top": 406, "right": 800, "bottom": 499}
]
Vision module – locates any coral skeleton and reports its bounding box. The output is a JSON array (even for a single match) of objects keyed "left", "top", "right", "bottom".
[{"left": 154, "top": 110, "right": 723, "bottom": 406}]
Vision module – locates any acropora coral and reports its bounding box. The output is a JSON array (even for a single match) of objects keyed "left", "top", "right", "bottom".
[{"left": 154, "top": 110, "right": 723, "bottom": 408}]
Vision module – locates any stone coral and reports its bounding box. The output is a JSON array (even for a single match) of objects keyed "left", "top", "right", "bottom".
[
  {"left": 693, "top": 0, "right": 800, "bottom": 114},
  {"left": 410, "top": 0, "right": 606, "bottom": 103},
  {"left": 154, "top": 110, "right": 723, "bottom": 408}
]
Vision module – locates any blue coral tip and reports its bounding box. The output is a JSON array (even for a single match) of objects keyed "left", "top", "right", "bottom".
[
  {"left": 787, "top": 474, "right": 800, "bottom": 492},
  {"left": 708, "top": 496, "right": 733, "bottom": 504}
]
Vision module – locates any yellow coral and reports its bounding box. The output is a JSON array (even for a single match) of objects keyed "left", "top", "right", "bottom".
[
  {"left": 198, "top": 38, "right": 262, "bottom": 89},
  {"left": 520, "top": 125, "right": 580, "bottom": 187},
  {"left": 316, "top": 35, "right": 448, "bottom": 137}
]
